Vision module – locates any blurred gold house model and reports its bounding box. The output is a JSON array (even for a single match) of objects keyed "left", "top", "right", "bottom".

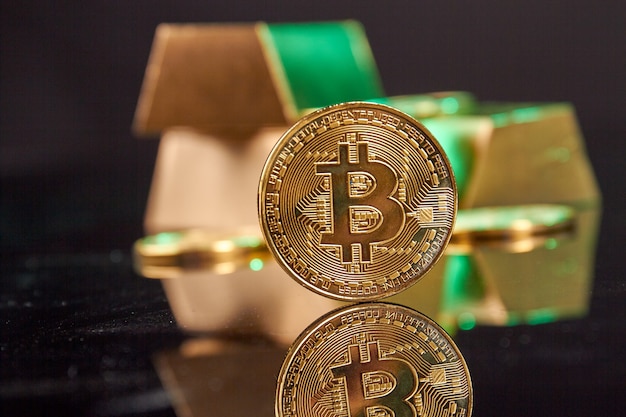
[{"left": 133, "top": 21, "right": 601, "bottom": 340}]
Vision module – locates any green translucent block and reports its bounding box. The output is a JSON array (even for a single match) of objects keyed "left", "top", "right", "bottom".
[
  {"left": 261, "top": 21, "right": 384, "bottom": 113},
  {"left": 440, "top": 254, "right": 484, "bottom": 332},
  {"left": 422, "top": 117, "right": 479, "bottom": 202},
  {"left": 369, "top": 91, "right": 476, "bottom": 118}
]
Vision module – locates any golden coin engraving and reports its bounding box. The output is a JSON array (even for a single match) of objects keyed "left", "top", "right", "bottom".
[
  {"left": 276, "top": 303, "right": 472, "bottom": 417},
  {"left": 259, "top": 102, "right": 456, "bottom": 300}
]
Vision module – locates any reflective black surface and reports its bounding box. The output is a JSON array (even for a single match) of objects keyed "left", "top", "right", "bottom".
[{"left": 2, "top": 2, "right": 625, "bottom": 416}]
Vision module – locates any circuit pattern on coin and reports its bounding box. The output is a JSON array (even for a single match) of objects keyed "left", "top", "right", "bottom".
[
  {"left": 276, "top": 303, "right": 472, "bottom": 417},
  {"left": 259, "top": 102, "right": 456, "bottom": 300}
]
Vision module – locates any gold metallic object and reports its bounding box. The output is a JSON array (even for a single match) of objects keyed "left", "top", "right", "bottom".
[
  {"left": 133, "top": 229, "right": 269, "bottom": 279},
  {"left": 133, "top": 24, "right": 284, "bottom": 134},
  {"left": 276, "top": 303, "right": 472, "bottom": 417},
  {"left": 133, "top": 21, "right": 382, "bottom": 135},
  {"left": 422, "top": 102, "right": 600, "bottom": 209},
  {"left": 258, "top": 102, "right": 457, "bottom": 301}
]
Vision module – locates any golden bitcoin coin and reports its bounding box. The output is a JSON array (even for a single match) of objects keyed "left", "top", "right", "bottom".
[
  {"left": 259, "top": 102, "right": 456, "bottom": 300},
  {"left": 276, "top": 303, "right": 472, "bottom": 417}
]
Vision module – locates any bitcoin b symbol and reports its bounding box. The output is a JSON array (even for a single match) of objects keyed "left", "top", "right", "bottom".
[
  {"left": 316, "top": 134, "right": 405, "bottom": 264},
  {"left": 331, "top": 341, "right": 417, "bottom": 417}
]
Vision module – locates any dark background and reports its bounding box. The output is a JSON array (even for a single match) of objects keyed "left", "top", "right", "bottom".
[{"left": 1, "top": 1, "right": 625, "bottom": 416}]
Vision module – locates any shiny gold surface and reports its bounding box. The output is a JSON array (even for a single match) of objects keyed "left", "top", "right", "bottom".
[
  {"left": 258, "top": 102, "right": 456, "bottom": 301},
  {"left": 133, "top": 24, "right": 286, "bottom": 135},
  {"left": 424, "top": 103, "right": 600, "bottom": 209},
  {"left": 133, "top": 21, "right": 384, "bottom": 136},
  {"left": 276, "top": 303, "right": 472, "bottom": 417},
  {"left": 473, "top": 104, "right": 599, "bottom": 207}
]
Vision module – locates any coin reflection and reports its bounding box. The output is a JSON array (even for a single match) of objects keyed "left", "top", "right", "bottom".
[{"left": 275, "top": 303, "right": 472, "bottom": 417}]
